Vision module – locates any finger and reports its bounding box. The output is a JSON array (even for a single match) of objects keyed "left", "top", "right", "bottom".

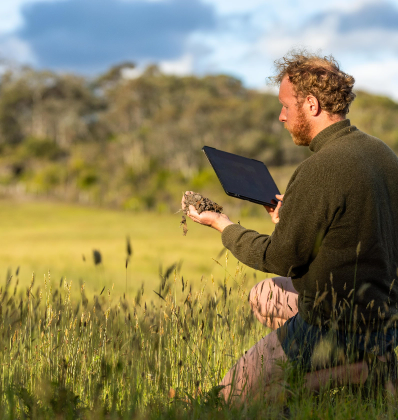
[
  {"left": 275, "top": 194, "right": 284, "bottom": 201},
  {"left": 188, "top": 204, "right": 199, "bottom": 217},
  {"left": 187, "top": 209, "right": 204, "bottom": 223},
  {"left": 269, "top": 201, "right": 281, "bottom": 221}
]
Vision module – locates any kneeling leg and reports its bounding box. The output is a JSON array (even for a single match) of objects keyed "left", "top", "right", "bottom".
[
  {"left": 219, "top": 330, "right": 287, "bottom": 404},
  {"left": 249, "top": 277, "right": 298, "bottom": 329}
]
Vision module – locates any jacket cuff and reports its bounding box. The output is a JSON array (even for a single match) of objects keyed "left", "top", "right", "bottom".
[{"left": 221, "top": 223, "right": 247, "bottom": 249}]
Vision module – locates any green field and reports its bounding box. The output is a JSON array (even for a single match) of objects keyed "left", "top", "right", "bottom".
[
  {"left": 0, "top": 199, "right": 275, "bottom": 301},
  {"left": 0, "top": 199, "right": 395, "bottom": 419}
]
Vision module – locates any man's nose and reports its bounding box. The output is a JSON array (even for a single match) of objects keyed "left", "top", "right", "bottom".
[{"left": 279, "top": 109, "right": 286, "bottom": 123}]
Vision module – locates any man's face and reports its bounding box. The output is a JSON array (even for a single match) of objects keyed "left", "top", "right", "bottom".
[{"left": 278, "top": 76, "right": 312, "bottom": 146}]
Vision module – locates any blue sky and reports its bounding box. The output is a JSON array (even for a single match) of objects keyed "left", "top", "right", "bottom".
[{"left": 1, "top": 0, "right": 398, "bottom": 99}]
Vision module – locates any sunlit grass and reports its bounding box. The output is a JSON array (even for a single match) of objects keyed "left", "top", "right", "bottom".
[
  {"left": 1, "top": 200, "right": 396, "bottom": 418},
  {"left": 0, "top": 199, "right": 275, "bottom": 301},
  {"left": 0, "top": 248, "right": 269, "bottom": 418},
  {"left": 0, "top": 249, "right": 396, "bottom": 419}
]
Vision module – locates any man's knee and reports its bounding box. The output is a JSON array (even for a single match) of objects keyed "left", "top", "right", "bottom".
[{"left": 249, "top": 278, "right": 274, "bottom": 310}]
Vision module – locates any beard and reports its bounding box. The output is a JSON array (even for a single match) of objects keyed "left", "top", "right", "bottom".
[{"left": 285, "top": 106, "right": 312, "bottom": 146}]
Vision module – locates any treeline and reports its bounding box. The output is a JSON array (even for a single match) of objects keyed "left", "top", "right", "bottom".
[{"left": 0, "top": 63, "right": 397, "bottom": 212}]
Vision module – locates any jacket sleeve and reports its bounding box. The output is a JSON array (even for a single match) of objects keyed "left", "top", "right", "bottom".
[{"left": 221, "top": 159, "right": 342, "bottom": 278}]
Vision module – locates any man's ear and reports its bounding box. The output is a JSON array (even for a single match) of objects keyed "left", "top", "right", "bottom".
[{"left": 306, "top": 95, "right": 320, "bottom": 116}]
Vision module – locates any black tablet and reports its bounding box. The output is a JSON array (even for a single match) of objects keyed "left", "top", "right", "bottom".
[{"left": 202, "top": 146, "right": 280, "bottom": 208}]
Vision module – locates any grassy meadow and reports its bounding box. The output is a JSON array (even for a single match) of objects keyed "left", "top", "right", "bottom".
[
  {"left": 0, "top": 199, "right": 275, "bottom": 301},
  {"left": 0, "top": 199, "right": 397, "bottom": 419}
]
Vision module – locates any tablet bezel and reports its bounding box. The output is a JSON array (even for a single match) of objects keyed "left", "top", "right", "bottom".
[{"left": 202, "top": 146, "right": 280, "bottom": 208}]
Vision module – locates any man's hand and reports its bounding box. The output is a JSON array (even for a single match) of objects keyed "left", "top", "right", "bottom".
[
  {"left": 264, "top": 194, "right": 284, "bottom": 224},
  {"left": 182, "top": 192, "right": 234, "bottom": 233}
]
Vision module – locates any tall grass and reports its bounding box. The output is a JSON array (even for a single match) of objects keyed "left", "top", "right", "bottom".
[
  {"left": 0, "top": 256, "right": 267, "bottom": 418},
  {"left": 0, "top": 257, "right": 397, "bottom": 419}
]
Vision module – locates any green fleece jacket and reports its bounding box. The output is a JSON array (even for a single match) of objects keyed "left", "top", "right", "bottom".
[{"left": 222, "top": 120, "right": 398, "bottom": 330}]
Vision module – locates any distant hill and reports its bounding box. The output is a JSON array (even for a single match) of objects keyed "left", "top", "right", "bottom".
[{"left": 0, "top": 64, "right": 396, "bottom": 211}]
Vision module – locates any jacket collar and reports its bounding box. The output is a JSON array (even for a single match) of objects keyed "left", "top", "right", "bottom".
[{"left": 309, "top": 119, "right": 355, "bottom": 153}]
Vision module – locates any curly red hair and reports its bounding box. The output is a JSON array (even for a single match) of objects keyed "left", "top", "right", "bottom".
[{"left": 270, "top": 50, "right": 356, "bottom": 116}]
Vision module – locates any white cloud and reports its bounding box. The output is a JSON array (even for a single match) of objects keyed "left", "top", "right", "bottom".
[
  {"left": 203, "top": 0, "right": 360, "bottom": 16},
  {"left": 188, "top": 0, "right": 388, "bottom": 87},
  {"left": 120, "top": 53, "right": 195, "bottom": 79},
  {"left": 349, "top": 58, "right": 398, "bottom": 100},
  {"left": 0, "top": 0, "right": 56, "bottom": 34},
  {"left": 259, "top": 23, "right": 398, "bottom": 60},
  {"left": 160, "top": 54, "right": 194, "bottom": 76},
  {"left": 214, "top": 0, "right": 398, "bottom": 97},
  {"left": 0, "top": 35, "right": 37, "bottom": 64},
  {"left": 121, "top": 67, "right": 144, "bottom": 79},
  {"left": 0, "top": 1, "right": 31, "bottom": 34}
]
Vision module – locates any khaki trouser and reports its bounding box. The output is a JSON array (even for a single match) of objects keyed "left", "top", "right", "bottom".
[{"left": 219, "top": 277, "right": 370, "bottom": 404}]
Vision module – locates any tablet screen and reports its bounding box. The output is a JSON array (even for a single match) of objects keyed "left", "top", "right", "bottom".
[{"left": 203, "top": 146, "right": 280, "bottom": 207}]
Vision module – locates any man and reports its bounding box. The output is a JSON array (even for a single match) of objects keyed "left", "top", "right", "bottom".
[{"left": 184, "top": 50, "right": 398, "bottom": 402}]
